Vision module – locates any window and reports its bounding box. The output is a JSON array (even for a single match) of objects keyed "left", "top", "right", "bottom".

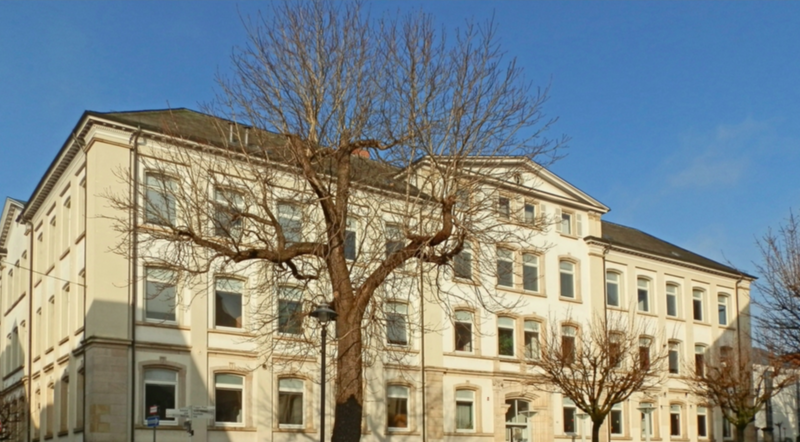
[
  {"left": 498, "top": 196, "right": 510, "bottom": 219},
  {"left": 610, "top": 403, "right": 623, "bottom": 435},
  {"left": 277, "top": 202, "right": 302, "bottom": 244},
  {"left": 387, "top": 385, "right": 409, "bottom": 429},
  {"left": 78, "top": 178, "right": 86, "bottom": 235},
  {"left": 640, "top": 403, "right": 654, "bottom": 438},
  {"left": 60, "top": 284, "right": 69, "bottom": 339},
  {"left": 668, "top": 341, "right": 680, "bottom": 374},
  {"left": 46, "top": 383, "right": 54, "bottom": 437},
  {"left": 562, "top": 325, "right": 577, "bottom": 364},
  {"left": 720, "top": 346, "right": 733, "bottom": 366},
  {"left": 62, "top": 198, "right": 71, "bottom": 252},
  {"left": 497, "top": 248, "right": 514, "bottom": 288},
  {"left": 454, "top": 243, "right": 473, "bottom": 280},
  {"left": 344, "top": 218, "right": 357, "bottom": 260},
  {"left": 48, "top": 296, "right": 56, "bottom": 349},
  {"left": 695, "top": 345, "right": 706, "bottom": 376},
  {"left": 670, "top": 405, "right": 681, "bottom": 437},
  {"left": 505, "top": 399, "right": 530, "bottom": 442},
  {"left": 76, "top": 370, "right": 85, "bottom": 429},
  {"left": 386, "top": 302, "right": 408, "bottom": 346},
  {"left": 145, "top": 173, "right": 177, "bottom": 226},
  {"left": 385, "top": 224, "right": 404, "bottom": 258},
  {"left": 609, "top": 333, "right": 623, "bottom": 368},
  {"left": 277, "top": 286, "right": 303, "bottom": 335},
  {"left": 213, "top": 188, "right": 244, "bottom": 237},
  {"left": 145, "top": 268, "right": 176, "bottom": 322},
  {"left": 723, "top": 418, "right": 732, "bottom": 439},
  {"left": 563, "top": 398, "right": 576, "bottom": 434},
  {"left": 559, "top": 261, "right": 575, "bottom": 299},
  {"left": 278, "top": 378, "right": 304, "bottom": 427},
  {"left": 606, "top": 271, "right": 620, "bottom": 307},
  {"left": 697, "top": 406, "right": 707, "bottom": 438},
  {"left": 454, "top": 311, "right": 473, "bottom": 352},
  {"left": 718, "top": 294, "right": 729, "bottom": 326},
  {"left": 524, "top": 203, "right": 536, "bottom": 225},
  {"left": 693, "top": 289, "right": 704, "bottom": 321},
  {"left": 498, "top": 317, "right": 515, "bottom": 357},
  {"left": 215, "top": 374, "right": 244, "bottom": 424},
  {"left": 522, "top": 253, "right": 539, "bottom": 292},
  {"left": 561, "top": 212, "right": 573, "bottom": 235},
  {"left": 455, "top": 389, "right": 475, "bottom": 431},
  {"left": 524, "top": 321, "right": 540, "bottom": 360},
  {"left": 215, "top": 278, "right": 243, "bottom": 328},
  {"left": 144, "top": 369, "right": 177, "bottom": 422},
  {"left": 666, "top": 284, "right": 679, "bottom": 317},
  {"left": 639, "top": 337, "right": 651, "bottom": 370},
  {"left": 637, "top": 278, "right": 650, "bottom": 312}
]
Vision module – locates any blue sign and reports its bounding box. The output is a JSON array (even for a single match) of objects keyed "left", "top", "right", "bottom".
[{"left": 146, "top": 416, "right": 160, "bottom": 428}]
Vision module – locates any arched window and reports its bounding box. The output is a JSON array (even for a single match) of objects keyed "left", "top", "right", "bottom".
[
  {"left": 215, "top": 374, "right": 244, "bottom": 424},
  {"left": 144, "top": 368, "right": 177, "bottom": 422},
  {"left": 505, "top": 399, "right": 531, "bottom": 442}
]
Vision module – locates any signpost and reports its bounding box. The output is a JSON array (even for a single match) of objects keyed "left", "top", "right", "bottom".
[
  {"left": 164, "top": 406, "right": 216, "bottom": 438},
  {"left": 148, "top": 405, "right": 159, "bottom": 442}
]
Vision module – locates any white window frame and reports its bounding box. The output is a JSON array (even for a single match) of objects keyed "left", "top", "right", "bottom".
[
  {"left": 387, "top": 385, "right": 410, "bottom": 431},
  {"left": 455, "top": 389, "right": 475, "bottom": 432},
  {"left": 386, "top": 302, "right": 409, "bottom": 347},
  {"left": 560, "top": 212, "right": 573, "bottom": 235},
  {"left": 454, "top": 311, "right": 473, "bottom": 353},
  {"left": 697, "top": 406, "right": 708, "bottom": 438},
  {"left": 610, "top": 402, "right": 624, "bottom": 436},
  {"left": 497, "top": 317, "right": 515, "bottom": 357},
  {"left": 523, "top": 202, "right": 536, "bottom": 225},
  {"left": 498, "top": 196, "right": 511, "bottom": 220},
  {"left": 497, "top": 248, "right": 514, "bottom": 288},
  {"left": 277, "top": 202, "right": 303, "bottom": 244},
  {"left": 454, "top": 242, "right": 473, "bottom": 280},
  {"left": 562, "top": 398, "right": 576, "bottom": 434},
  {"left": 637, "top": 277, "right": 651, "bottom": 313},
  {"left": 559, "top": 261, "right": 576, "bottom": 299},
  {"left": 277, "top": 286, "right": 303, "bottom": 335},
  {"left": 524, "top": 320, "right": 540, "bottom": 360},
  {"left": 144, "top": 173, "right": 177, "bottom": 226},
  {"left": 277, "top": 378, "right": 304, "bottom": 428},
  {"left": 718, "top": 294, "right": 729, "bottom": 326},
  {"left": 143, "top": 368, "right": 178, "bottom": 425},
  {"left": 144, "top": 267, "right": 177, "bottom": 323},
  {"left": 693, "top": 289, "right": 705, "bottom": 322},
  {"left": 522, "top": 253, "right": 539, "bottom": 292},
  {"left": 670, "top": 404, "right": 682, "bottom": 438},
  {"left": 214, "top": 373, "right": 244, "bottom": 426},
  {"left": 606, "top": 271, "right": 620, "bottom": 307},
  {"left": 668, "top": 341, "right": 680, "bottom": 375},
  {"left": 213, "top": 188, "right": 244, "bottom": 238},
  {"left": 344, "top": 217, "right": 357, "bottom": 261},
  {"left": 666, "top": 284, "right": 679, "bottom": 317},
  {"left": 215, "top": 277, "right": 244, "bottom": 329}
]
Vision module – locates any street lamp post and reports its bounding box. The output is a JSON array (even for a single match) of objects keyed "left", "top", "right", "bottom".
[
  {"left": 637, "top": 404, "right": 655, "bottom": 442},
  {"left": 519, "top": 409, "right": 538, "bottom": 442},
  {"left": 576, "top": 412, "right": 588, "bottom": 442},
  {"left": 310, "top": 304, "right": 338, "bottom": 442}
]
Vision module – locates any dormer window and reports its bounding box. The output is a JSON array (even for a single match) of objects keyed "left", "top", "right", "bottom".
[{"left": 561, "top": 213, "right": 572, "bottom": 235}]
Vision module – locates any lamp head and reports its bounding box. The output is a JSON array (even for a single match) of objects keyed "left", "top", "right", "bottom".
[{"left": 310, "top": 304, "right": 338, "bottom": 324}]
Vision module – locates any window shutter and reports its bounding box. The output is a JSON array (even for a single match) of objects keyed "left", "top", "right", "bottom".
[
  {"left": 555, "top": 208, "right": 562, "bottom": 233},
  {"left": 576, "top": 213, "right": 583, "bottom": 237}
]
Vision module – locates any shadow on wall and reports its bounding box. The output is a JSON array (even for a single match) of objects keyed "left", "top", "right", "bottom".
[{"left": 0, "top": 324, "right": 27, "bottom": 442}]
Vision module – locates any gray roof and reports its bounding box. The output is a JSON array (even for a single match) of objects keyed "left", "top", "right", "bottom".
[{"left": 592, "top": 221, "right": 753, "bottom": 278}]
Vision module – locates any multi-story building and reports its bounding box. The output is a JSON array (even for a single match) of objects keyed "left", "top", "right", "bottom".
[{"left": 0, "top": 108, "right": 752, "bottom": 442}]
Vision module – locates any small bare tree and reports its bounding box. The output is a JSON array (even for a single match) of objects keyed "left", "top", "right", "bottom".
[
  {"left": 0, "top": 398, "right": 24, "bottom": 441},
  {"left": 684, "top": 341, "right": 798, "bottom": 442},
  {"left": 527, "top": 312, "right": 668, "bottom": 441},
  {"left": 755, "top": 212, "right": 800, "bottom": 356},
  {"left": 104, "top": 2, "right": 564, "bottom": 442}
]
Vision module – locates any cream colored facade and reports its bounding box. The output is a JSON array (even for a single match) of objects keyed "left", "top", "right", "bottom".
[{"left": 0, "top": 109, "right": 752, "bottom": 442}]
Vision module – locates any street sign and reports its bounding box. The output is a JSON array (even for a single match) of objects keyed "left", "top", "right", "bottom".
[
  {"left": 146, "top": 416, "right": 160, "bottom": 428},
  {"left": 191, "top": 406, "right": 215, "bottom": 418},
  {"left": 165, "top": 409, "right": 190, "bottom": 418},
  {"left": 149, "top": 405, "right": 158, "bottom": 415}
]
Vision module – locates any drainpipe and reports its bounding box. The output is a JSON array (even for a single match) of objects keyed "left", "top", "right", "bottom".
[
  {"left": 25, "top": 219, "right": 34, "bottom": 442},
  {"left": 419, "top": 252, "right": 426, "bottom": 442},
  {"left": 129, "top": 128, "right": 142, "bottom": 442}
]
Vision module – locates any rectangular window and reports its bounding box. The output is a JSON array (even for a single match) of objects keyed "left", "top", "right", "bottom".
[
  {"left": 215, "top": 278, "right": 243, "bottom": 328},
  {"left": 277, "top": 202, "right": 302, "bottom": 244},
  {"left": 561, "top": 212, "right": 572, "bottom": 235},
  {"left": 497, "top": 248, "right": 514, "bottom": 287},
  {"left": 498, "top": 196, "right": 510, "bottom": 219},
  {"left": 387, "top": 385, "right": 409, "bottom": 429},
  {"left": 60, "top": 284, "right": 70, "bottom": 340},
  {"left": 78, "top": 178, "right": 86, "bottom": 235},
  {"left": 454, "top": 243, "right": 473, "bottom": 280},
  {"left": 641, "top": 404, "right": 654, "bottom": 438},
  {"left": 718, "top": 294, "right": 729, "bottom": 325},
  {"left": 215, "top": 374, "right": 244, "bottom": 424},
  {"left": 213, "top": 188, "right": 244, "bottom": 237},
  {"left": 524, "top": 203, "right": 536, "bottom": 224},
  {"left": 637, "top": 278, "right": 650, "bottom": 312},
  {"left": 695, "top": 345, "right": 705, "bottom": 376},
  {"left": 610, "top": 403, "right": 623, "bottom": 435},
  {"left": 145, "top": 268, "right": 176, "bottom": 322},
  {"left": 697, "top": 406, "right": 707, "bottom": 438},
  {"left": 498, "top": 317, "right": 515, "bottom": 357},
  {"left": 278, "top": 286, "right": 303, "bottom": 335},
  {"left": 344, "top": 218, "right": 357, "bottom": 261},
  {"left": 455, "top": 390, "right": 475, "bottom": 431},
  {"left": 563, "top": 399, "right": 575, "bottom": 434},
  {"left": 693, "top": 289, "right": 704, "bottom": 321},
  {"left": 562, "top": 325, "right": 576, "bottom": 364},
  {"left": 522, "top": 253, "right": 539, "bottom": 292},
  {"left": 144, "top": 369, "right": 177, "bottom": 422},
  {"left": 559, "top": 261, "right": 575, "bottom": 299},
  {"left": 670, "top": 405, "right": 681, "bottom": 437},
  {"left": 48, "top": 296, "right": 56, "bottom": 349},
  {"left": 524, "top": 321, "right": 540, "bottom": 360},
  {"left": 723, "top": 418, "right": 732, "bottom": 439},
  {"left": 62, "top": 198, "right": 71, "bottom": 252},
  {"left": 278, "top": 378, "right": 304, "bottom": 427},
  {"left": 639, "top": 337, "right": 651, "bottom": 370},
  {"left": 386, "top": 302, "right": 408, "bottom": 346},
  {"left": 666, "top": 285, "right": 678, "bottom": 317},
  {"left": 385, "top": 224, "right": 404, "bottom": 258},
  {"left": 454, "top": 311, "right": 473, "bottom": 352},
  {"left": 606, "top": 272, "right": 620, "bottom": 307},
  {"left": 669, "top": 342, "right": 680, "bottom": 374},
  {"left": 145, "top": 173, "right": 177, "bottom": 226}
]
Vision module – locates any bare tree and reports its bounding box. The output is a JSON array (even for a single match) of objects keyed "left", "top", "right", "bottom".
[
  {"left": 755, "top": 212, "right": 800, "bottom": 356},
  {"left": 527, "top": 312, "right": 668, "bottom": 441},
  {"left": 104, "top": 2, "right": 563, "bottom": 441},
  {"left": 0, "top": 397, "right": 24, "bottom": 441},
  {"left": 683, "top": 341, "right": 798, "bottom": 442}
]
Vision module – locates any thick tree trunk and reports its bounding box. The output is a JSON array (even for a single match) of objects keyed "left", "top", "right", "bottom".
[
  {"left": 331, "top": 306, "right": 364, "bottom": 442},
  {"left": 736, "top": 425, "right": 748, "bottom": 442},
  {"left": 592, "top": 419, "right": 602, "bottom": 442}
]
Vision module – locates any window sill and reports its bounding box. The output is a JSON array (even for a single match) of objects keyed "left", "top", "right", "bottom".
[
  {"left": 57, "top": 430, "right": 69, "bottom": 437},
  {"left": 275, "top": 426, "right": 314, "bottom": 433},
  {"left": 45, "top": 347, "right": 54, "bottom": 354},
  {"left": 454, "top": 277, "right": 479, "bottom": 286},
  {"left": 387, "top": 429, "right": 419, "bottom": 435},
  {"left": 496, "top": 285, "right": 546, "bottom": 298},
  {"left": 138, "top": 320, "right": 184, "bottom": 330},
  {"left": 559, "top": 296, "right": 582, "bottom": 304},
  {"left": 209, "top": 426, "right": 256, "bottom": 432},
  {"left": 637, "top": 311, "right": 657, "bottom": 318},
  {"left": 693, "top": 320, "right": 709, "bottom": 326},
  {"left": 210, "top": 327, "right": 250, "bottom": 337},
  {"left": 59, "top": 337, "right": 69, "bottom": 345}
]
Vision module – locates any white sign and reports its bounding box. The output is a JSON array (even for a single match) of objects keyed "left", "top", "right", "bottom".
[
  {"left": 149, "top": 405, "right": 159, "bottom": 415},
  {"left": 191, "top": 406, "right": 216, "bottom": 418},
  {"left": 165, "top": 408, "right": 190, "bottom": 418}
]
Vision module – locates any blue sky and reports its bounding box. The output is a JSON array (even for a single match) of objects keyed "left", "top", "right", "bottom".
[{"left": 1, "top": 1, "right": 799, "bottom": 280}]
